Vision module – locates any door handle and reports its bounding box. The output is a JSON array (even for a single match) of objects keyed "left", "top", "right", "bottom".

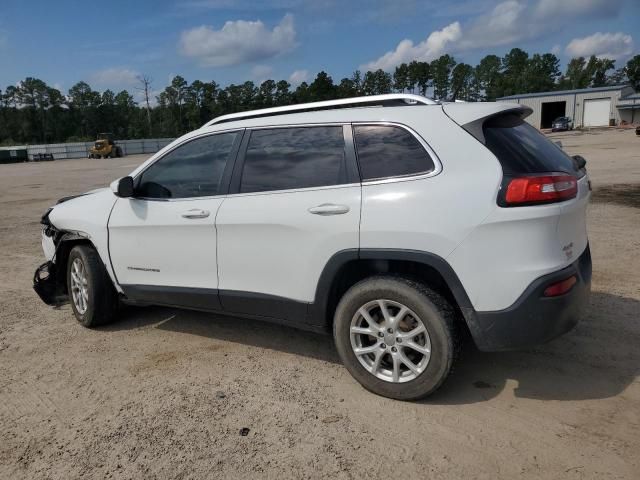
[
  {"left": 181, "top": 208, "right": 210, "bottom": 219},
  {"left": 308, "top": 203, "right": 350, "bottom": 215}
]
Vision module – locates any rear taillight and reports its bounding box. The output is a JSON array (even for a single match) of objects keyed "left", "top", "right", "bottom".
[
  {"left": 504, "top": 173, "right": 577, "bottom": 206},
  {"left": 543, "top": 275, "right": 577, "bottom": 297}
]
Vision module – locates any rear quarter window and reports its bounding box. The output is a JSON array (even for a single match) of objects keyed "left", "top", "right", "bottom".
[
  {"left": 483, "top": 114, "right": 578, "bottom": 175},
  {"left": 353, "top": 125, "right": 435, "bottom": 181}
]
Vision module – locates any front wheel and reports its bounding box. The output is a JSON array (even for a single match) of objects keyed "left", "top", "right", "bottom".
[
  {"left": 333, "top": 276, "right": 459, "bottom": 400},
  {"left": 67, "top": 245, "right": 119, "bottom": 327}
]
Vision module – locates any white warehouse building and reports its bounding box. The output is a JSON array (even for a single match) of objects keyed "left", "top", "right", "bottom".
[{"left": 497, "top": 85, "right": 639, "bottom": 129}]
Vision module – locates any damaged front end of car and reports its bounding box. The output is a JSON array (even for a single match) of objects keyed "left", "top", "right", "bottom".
[
  {"left": 33, "top": 207, "right": 69, "bottom": 306},
  {"left": 33, "top": 260, "right": 67, "bottom": 306}
]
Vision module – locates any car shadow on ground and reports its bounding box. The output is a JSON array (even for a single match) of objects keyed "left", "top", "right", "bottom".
[
  {"left": 103, "top": 304, "right": 341, "bottom": 365},
  {"left": 102, "top": 291, "right": 639, "bottom": 404}
]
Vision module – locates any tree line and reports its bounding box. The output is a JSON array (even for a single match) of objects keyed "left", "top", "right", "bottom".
[{"left": 1, "top": 49, "right": 638, "bottom": 145}]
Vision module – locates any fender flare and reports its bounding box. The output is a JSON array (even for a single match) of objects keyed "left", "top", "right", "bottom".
[{"left": 310, "top": 248, "right": 485, "bottom": 345}]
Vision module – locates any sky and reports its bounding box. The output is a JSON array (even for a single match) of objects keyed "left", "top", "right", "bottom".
[{"left": 0, "top": 0, "right": 638, "bottom": 102}]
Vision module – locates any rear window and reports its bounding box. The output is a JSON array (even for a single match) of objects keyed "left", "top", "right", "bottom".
[{"left": 483, "top": 114, "right": 577, "bottom": 175}]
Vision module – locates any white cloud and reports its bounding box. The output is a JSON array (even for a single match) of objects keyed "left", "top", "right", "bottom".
[
  {"left": 457, "top": 0, "right": 527, "bottom": 50},
  {"left": 134, "top": 88, "right": 162, "bottom": 108},
  {"left": 251, "top": 65, "right": 275, "bottom": 83},
  {"left": 179, "top": 14, "right": 296, "bottom": 67},
  {"left": 289, "top": 69, "right": 309, "bottom": 85},
  {"left": 551, "top": 44, "right": 561, "bottom": 55},
  {"left": 361, "top": 0, "right": 627, "bottom": 71},
  {"left": 362, "top": 22, "right": 461, "bottom": 71},
  {"left": 566, "top": 32, "right": 634, "bottom": 60},
  {"left": 90, "top": 67, "right": 140, "bottom": 88},
  {"left": 535, "top": 0, "right": 621, "bottom": 19}
]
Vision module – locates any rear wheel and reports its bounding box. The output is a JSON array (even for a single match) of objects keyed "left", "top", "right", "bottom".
[
  {"left": 67, "top": 245, "right": 119, "bottom": 327},
  {"left": 333, "top": 276, "right": 458, "bottom": 400}
]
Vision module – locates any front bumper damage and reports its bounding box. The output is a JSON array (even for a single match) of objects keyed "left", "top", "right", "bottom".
[
  {"left": 33, "top": 260, "right": 67, "bottom": 306},
  {"left": 33, "top": 208, "right": 69, "bottom": 306}
]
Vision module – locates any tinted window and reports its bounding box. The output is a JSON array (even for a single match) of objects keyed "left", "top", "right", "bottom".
[
  {"left": 483, "top": 114, "right": 577, "bottom": 175},
  {"left": 240, "top": 127, "right": 347, "bottom": 193},
  {"left": 353, "top": 125, "right": 435, "bottom": 181},
  {"left": 137, "top": 133, "right": 238, "bottom": 198}
]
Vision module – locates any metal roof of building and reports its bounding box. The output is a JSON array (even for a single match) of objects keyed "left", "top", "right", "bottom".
[{"left": 497, "top": 85, "right": 630, "bottom": 101}]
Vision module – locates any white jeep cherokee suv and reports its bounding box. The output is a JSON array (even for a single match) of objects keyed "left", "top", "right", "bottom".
[{"left": 34, "top": 94, "right": 591, "bottom": 400}]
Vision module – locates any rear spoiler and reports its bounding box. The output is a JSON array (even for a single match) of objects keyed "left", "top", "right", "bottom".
[{"left": 442, "top": 103, "right": 533, "bottom": 144}]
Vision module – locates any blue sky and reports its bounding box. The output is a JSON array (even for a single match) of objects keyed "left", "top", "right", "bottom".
[{"left": 0, "top": 0, "right": 638, "bottom": 101}]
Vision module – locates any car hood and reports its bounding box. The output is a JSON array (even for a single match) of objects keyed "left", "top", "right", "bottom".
[
  {"left": 48, "top": 187, "right": 117, "bottom": 233},
  {"left": 57, "top": 187, "right": 110, "bottom": 205}
]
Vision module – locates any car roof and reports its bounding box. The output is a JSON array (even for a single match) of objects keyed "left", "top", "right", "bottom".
[
  {"left": 198, "top": 96, "right": 527, "bottom": 134},
  {"left": 199, "top": 104, "right": 435, "bottom": 132},
  {"left": 202, "top": 94, "right": 438, "bottom": 128},
  {"left": 127, "top": 99, "right": 525, "bottom": 180}
]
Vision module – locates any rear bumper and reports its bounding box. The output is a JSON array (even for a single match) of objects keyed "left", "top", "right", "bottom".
[{"left": 472, "top": 245, "right": 592, "bottom": 351}]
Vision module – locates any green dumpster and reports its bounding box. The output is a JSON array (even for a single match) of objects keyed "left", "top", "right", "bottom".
[{"left": 0, "top": 148, "right": 29, "bottom": 164}]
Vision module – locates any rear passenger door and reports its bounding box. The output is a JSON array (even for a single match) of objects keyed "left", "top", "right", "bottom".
[{"left": 215, "top": 125, "right": 361, "bottom": 326}]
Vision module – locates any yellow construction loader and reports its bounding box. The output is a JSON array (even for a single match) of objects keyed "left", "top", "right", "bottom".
[{"left": 88, "top": 133, "right": 123, "bottom": 158}]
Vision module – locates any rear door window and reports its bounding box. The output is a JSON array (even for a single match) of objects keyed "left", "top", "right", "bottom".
[
  {"left": 483, "top": 114, "right": 578, "bottom": 175},
  {"left": 353, "top": 125, "right": 436, "bottom": 181},
  {"left": 239, "top": 126, "right": 348, "bottom": 193}
]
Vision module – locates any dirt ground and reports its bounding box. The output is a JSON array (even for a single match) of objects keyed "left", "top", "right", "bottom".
[{"left": 1, "top": 129, "right": 638, "bottom": 479}]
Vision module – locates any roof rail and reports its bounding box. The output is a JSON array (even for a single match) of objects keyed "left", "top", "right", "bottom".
[{"left": 203, "top": 94, "right": 438, "bottom": 127}]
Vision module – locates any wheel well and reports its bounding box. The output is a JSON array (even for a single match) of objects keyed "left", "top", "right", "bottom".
[{"left": 324, "top": 259, "right": 467, "bottom": 331}]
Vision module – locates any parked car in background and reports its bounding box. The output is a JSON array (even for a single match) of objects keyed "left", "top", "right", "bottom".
[
  {"left": 552, "top": 116, "right": 573, "bottom": 132},
  {"left": 33, "top": 94, "right": 592, "bottom": 400}
]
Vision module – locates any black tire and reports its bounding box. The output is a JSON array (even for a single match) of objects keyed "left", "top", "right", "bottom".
[
  {"left": 67, "top": 245, "right": 119, "bottom": 327},
  {"left": 333, "top": 276, "right": 458, "bottom": 400}
]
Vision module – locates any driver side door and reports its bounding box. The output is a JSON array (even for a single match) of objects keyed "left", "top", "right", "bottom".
[{"left": 108, "top": 130, "right": 242, "bottom": 310}]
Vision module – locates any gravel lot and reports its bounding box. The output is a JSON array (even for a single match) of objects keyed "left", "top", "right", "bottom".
[{"left": 1, "top": 129, "right": 639, "bottom": 479}]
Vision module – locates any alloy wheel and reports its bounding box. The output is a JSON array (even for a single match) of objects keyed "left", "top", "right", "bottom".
[
  {"left": 70, "top": 257, "right": 89, "bottom": 314},
  {"left": 349, "top": 299, "right": 431, "bottom": 383}
]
